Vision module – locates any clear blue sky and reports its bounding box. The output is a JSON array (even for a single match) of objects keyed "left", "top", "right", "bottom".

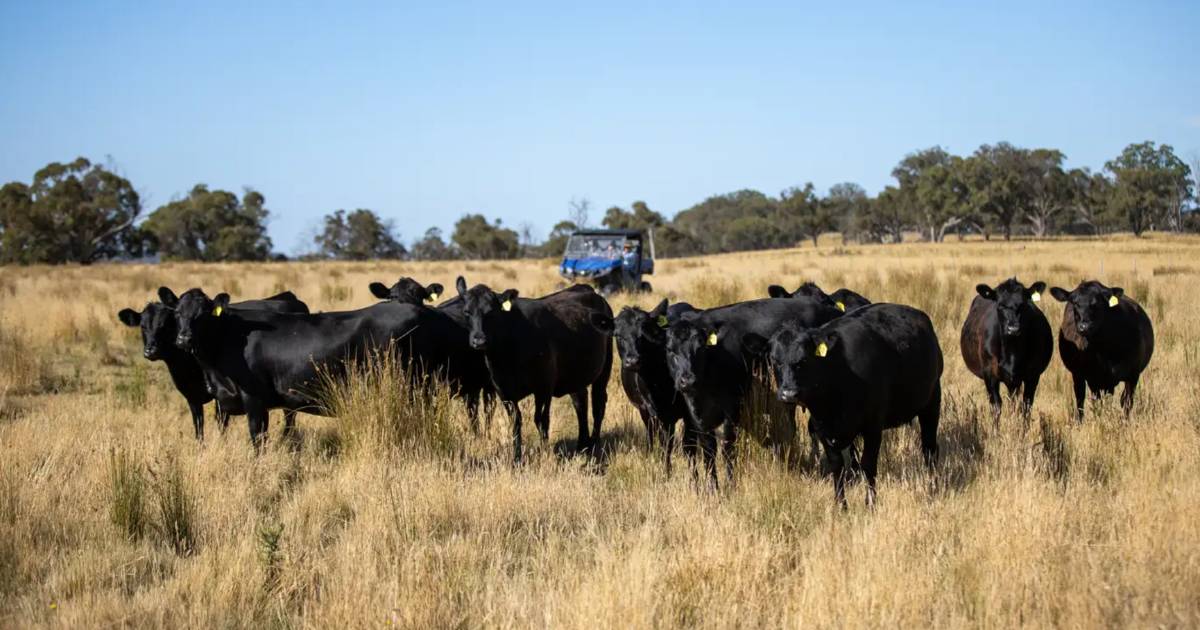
[{"left": 2, "top": 1, "right": 1197, "bottom": 254}]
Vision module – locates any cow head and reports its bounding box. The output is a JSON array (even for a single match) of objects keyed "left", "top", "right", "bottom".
[
  {"left": 368, "top": 278, "right": 444, "bottom": 305},
  {"left": 173, "top": 288, "right": 231, "bottom": 353},
  {"left": 976, "top": 278, "right": 1046, "bottom": 337},
  {"left": 828, "top": 289, "right": 870, "bottom": 312},
  {"left": 612, "top": 299, "right": 670, "bottom": 371},
  {"left": 457, "top": 276, "right": 518, "bottom": 351},
  {"left": 664, "top": 319, "right": 721, "bottom": 394},
  {"left": 1050, "top": 280, "right": 1123, "bottom": 337},
  {"left": 744, "top": 324, "right": 838, "bottom": 405},
  {"left": 116, "top": 287, "right": 182, "bottom": 360},
  {"left": 768, "top": 282, "right": 863, "bottom": 312},
  {"left": 117, "top": 287, "right": 183, "bottom": 360}
]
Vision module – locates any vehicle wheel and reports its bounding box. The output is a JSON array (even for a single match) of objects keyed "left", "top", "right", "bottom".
[{"left": 640, "top": 281, "right": 652, "bottom": 293}]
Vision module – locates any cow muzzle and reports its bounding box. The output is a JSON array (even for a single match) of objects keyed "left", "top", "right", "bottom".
[
  {"left": 778, "top": 388, "right": 799, "bottom": 403},
  {"left": 469, "top": 332, "right": 488, "bottom": 350},
  {"left": 676, "top": 374, "right": 696, "bottom": 393},
  {"left": 175, "top": 333, "right": 193, "bottom": 351}
]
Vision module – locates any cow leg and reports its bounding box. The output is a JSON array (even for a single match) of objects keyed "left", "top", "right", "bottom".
[
  {"left": 660, "top": 419, "right": 677, "bottom": 476},
  {"left": 590, "top": 381, "right": 607, "bottom": 446},
  {"left": 534, "top": 395, "right": 552, "bottom": 443},
  {"left": 1021, "top": 374, "right": 1041, "bottom": 422},
  {"left": 636, "top": 407, "right": 654, "bottom": 451},
  {"left": 698, "top": 430, "right": 719, "bottom": 491},
  {"left": 244, "top": 399, "right": 269, "bottom": 451},
  {"left": 917, "top": 383, "right": 941, "bottom": 468},
  {"left": 1120, "top": 375, "right": 1140, "bottom": 418},
  {"left": 282, "top": 410, "right": 296, "bottom": 437},
  {"left": 1071, "top": 373, "right": 1087, "bottom": 422},
  {"left": 187, "top": 400, "right": 205, "bottom": 441},
  {"left": 216, "top": 403, "right": 231, "bottom": 434},
  {"left": 861, "top": 430, "right": 882, "bottom": 509},
  {"left": 464, "top": 390, "right": 481, "bottom": 435},
  {"left": 806, "top": 415, "right": 824, "bottom": 471},
  {"left": 570, "top": 390, "right": 590, "bottom": 451},
  {"left": 721, "top": 419, "right": 738, "bottom": 490},
  {"left": 504, "top": 400, "right": 523, "bottom": 464},
  {"left": 826, "top": 445, "right": 849, "bottom": 509},
  {"left": 682, "top": 424, "right": 700, "bottom": 483},
  {"left": 984, "top": 378, "right": 1002, "bottom": 426}
]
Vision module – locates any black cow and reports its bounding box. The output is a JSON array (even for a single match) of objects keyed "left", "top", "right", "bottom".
[
  {"left": 959, "top": 278, "right": 1053, "bottom": 422},
  {"left": 1049, "top": 281, "right": 1154, "bottom": 420},
  {"left": 664, "top": 297, "right": 843, "bottom": 488},
  {"left": 457, "top": 278, "right": 613, "bottom": 463},
  {"left": 117, "top": 287, "right": 309, "bottom": 440},
  {"left": 368, "top": 278, "right": 445, "bottom": 306},
  {"left": 173, "top": 288, "right": 456, "bottom": 445},
  {"left": 768, "top": 282, "right": 871, "bottom": 313},
  {"left": 745, "top": 303, "right": 943, "bottom": 507},
  {"left": 368, "top": 277, "right": 495, "bottom": 430},
  {"left": 605, "top": 298, "right": 698, "bottom": 473}
]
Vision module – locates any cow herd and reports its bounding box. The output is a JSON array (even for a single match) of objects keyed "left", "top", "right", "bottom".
[{"left": 118, "top": 274, "right": 1154, "bottom": 506}]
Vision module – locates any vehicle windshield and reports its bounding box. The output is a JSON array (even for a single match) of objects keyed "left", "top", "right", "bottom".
[{"left": 565, "top": 235, "right": 626, "bottom": 260}]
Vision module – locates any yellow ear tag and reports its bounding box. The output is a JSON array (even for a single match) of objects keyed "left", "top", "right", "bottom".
[
  {"left": 706, "top": 332, "right": 718, "bottom": 346},
  {"left": 1108, "top": 295, "right": 1119, "bottom": 308},
  {"left": 501, "top": 299, "right": 512, "bottom": 312},
  {"left": 835, "top": 301, "right": 846, "bottom": 312},
  {"left": 1031, "top": 291, "right": 1041, "bottom": 303},
  {"left": 428, "top": 292, "right": 439, "bottom": 301},
  {"left": 656, "top": 315, "right": 669, "bottom": 328},
  {"left": 816, "top": 342, "right": 828, "bottom": 358},
  {"left": 212, "top": 306, "right": 223, "bottom": 317}
]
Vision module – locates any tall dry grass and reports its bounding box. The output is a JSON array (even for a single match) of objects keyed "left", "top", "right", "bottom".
[{"left": 0, "top": 234, "right": 1199, "bottom": 628}]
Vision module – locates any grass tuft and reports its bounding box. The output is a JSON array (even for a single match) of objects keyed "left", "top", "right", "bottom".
[{"left": 108, "top": 446, "right": 147, "bottom": 542}]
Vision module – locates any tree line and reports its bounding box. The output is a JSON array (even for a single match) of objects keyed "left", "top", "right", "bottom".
[{"left": 1, "top": 141, "right": 1195, "bottom": 264}]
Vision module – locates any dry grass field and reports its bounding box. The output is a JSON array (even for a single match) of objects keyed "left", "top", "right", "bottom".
[{"left": 2, "top": 235, "right": 1199, "bottom": 628}]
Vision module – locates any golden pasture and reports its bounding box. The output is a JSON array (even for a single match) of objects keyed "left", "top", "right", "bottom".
[{"left": 1, "top": 235, "right": 1198, "bottom": 628}]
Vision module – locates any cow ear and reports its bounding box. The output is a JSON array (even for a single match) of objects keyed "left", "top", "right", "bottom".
[
  {"left": 456, "top": 276, "right": 468, "bottom": 297},
  {"left": 648, "top": 299, "right": 669, "bottom": 319},
  {"left": 158, "top": 287, "right": 179, "bottom": 307},
  {"left": 1109, "top": 287, "right": 1124, "bottom": 299},
  {"left": 500, "top": 288, "right": 519, "bottom": 302},
  {"left": 975, "top": 284, "right": 996, "bottom": 300},
  {"left": 589, "top": 312, "right": 614, "bottom": 336},
  {"left": 118, "top": 308, "right": 141, "bottom": 327},
  {"left": 767, "top": 285, "right": 790, "bottom": 299},
  {"left": 426, "top": 283, "right": 444, "bottom": 301},
  {"left": 742, "top": 333, "right": 769, "bottom": 357},
  {"left": 1029, "top": 281, "right": 1047, "bottom": 296},
  {"left": 214, "top": 293, "right": 231, "bottom": 313},
  {"left": 368, "top": 282, "right": 391, "bottom": 300},
  {"left": 1049, "top": 287, "right": 1071, "bottom": 302}
]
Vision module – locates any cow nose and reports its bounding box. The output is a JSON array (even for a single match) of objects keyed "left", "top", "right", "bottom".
[
  {"left": 623, "top": 356, "right": 640, "bottom": 369},
  {"left": 1004, "top": 324, "right": 1020, "bottom": 335},
  {"left": 175, "top": 333, "right": 191, "bottom": 349},
  {"left": 779, "top": 388, "right": 798, "bottom": 403},
  {"left": 677, "top": 375, "right": 696, "bottom": 392},
  {"left": 469, "top": 333, "right": 487, "bottom": 350}
]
